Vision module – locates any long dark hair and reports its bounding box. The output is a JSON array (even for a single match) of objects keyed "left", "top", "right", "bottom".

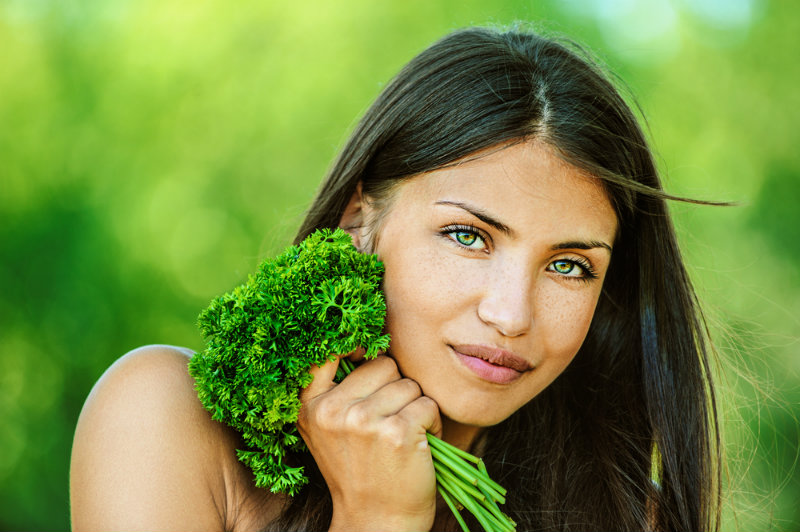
[{"left": 269, "top": 25, "right": 721, "bottom": 532}]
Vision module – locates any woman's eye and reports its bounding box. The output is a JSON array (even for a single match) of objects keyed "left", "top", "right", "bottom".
[
  {"left": 549, "top": 259, "right": 584, "bottom": 277},
  {"left": 454, "top": 231, "right": 479, "bottom": 246},
  {"left": 444, "top": 227, "right": 487, "bottom": 250}
]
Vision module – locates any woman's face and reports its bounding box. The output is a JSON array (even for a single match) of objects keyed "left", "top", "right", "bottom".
[{"left": 362, "top": 140, "right": 618, "bottom": 431}]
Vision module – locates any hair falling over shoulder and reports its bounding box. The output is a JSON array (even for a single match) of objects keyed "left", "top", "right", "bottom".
[{"left": 269, "top": 25, "right": 721, "bottom": 532}]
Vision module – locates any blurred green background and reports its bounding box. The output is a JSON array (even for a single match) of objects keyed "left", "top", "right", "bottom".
[{"left": 1, "top": 0, "right": 797, "bottom": 530}]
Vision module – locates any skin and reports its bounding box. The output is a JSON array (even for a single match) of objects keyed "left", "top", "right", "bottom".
[
  {"left": 70, "top": 139, "right": 618, "bottom": 532},
  {"left": 70, "top": 345, "right": 281, "bottom": 532}
]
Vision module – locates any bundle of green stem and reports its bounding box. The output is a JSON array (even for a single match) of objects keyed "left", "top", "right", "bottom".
[
  {"left": 338, "top": 358, "right": 515, "bottom": 532},
  {"left": 191, "top": 228, "right": 514, "bottom": 532}
]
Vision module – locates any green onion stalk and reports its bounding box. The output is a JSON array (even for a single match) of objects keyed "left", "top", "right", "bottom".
[{"left": 189, "top": 228, "right": 515, "bottom": 532}]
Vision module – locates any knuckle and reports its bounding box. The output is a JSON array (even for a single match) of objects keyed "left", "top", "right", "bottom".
[
  {"left": 375, "top": 355, "right": 400, "bottom": 376},
  {"left": 417, "top": 395, "right": 439, "bottom": 412},
  {"left": 400, "top": 378, "right": 422, "bottom": 397},
  {"left": 381, "top": 417, "right": 409, "bottom": 449},
  {"left": 314, "top": 399, "right": 336, "bottom": 421},
  {"left": 308, "top": 399, "right": 339, "bottom": 431},
  {"left": 344, "top": 402, "right": 371, "bottom": 429}
]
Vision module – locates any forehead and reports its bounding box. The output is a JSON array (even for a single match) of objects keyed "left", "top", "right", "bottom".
[{"left": 392, "top": 141, "right": 618, "bottom": 240}]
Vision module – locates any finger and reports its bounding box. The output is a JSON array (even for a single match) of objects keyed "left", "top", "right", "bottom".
[
  {"left": 346, "top": 346, "right": 366, "bottom": 363},
  {"left": 334, "top": 355, "right": 401, "bottom": 398},
  {"left": 357, "top": 378, "right": 423, "bottom": 418},
  {"left": 300, "top": 355, "right": 340, "bottom": 404},
  {"left": 397, "top": 395, "right": 443, "bottom": 442}
]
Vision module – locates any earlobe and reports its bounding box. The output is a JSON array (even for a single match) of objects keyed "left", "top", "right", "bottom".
[{"left": 338, "top": 182, "right": 367, "bottom": 250}]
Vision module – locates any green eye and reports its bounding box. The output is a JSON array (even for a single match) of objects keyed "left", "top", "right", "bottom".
[
  {"left": 443, "top": 225, "right": 487, "bottom": 251},
  {"left": 547, "top": 258, "right": 597, "bottom": 281},
  {"left": 455, "top": 231, "right": 478, "bottom": 246},
  {"left": 552, "top": 260, "right": 576, "bottom": 275}
]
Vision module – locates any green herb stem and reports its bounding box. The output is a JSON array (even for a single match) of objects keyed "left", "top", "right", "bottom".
[
  {"left": 427, "top": 433, "right": 515, "bottom": 530},
  {"left": 427, "top": 433, "right": 481, "bottom": 464},
  {"left": 429, "top": 442, "right": 483, "bottom": 486},
  {"left": 444, "top": 471, "right": 499, "bottom": 532},
  {"left": 439, "top": 484, "right": 471, "bottom": 532},
  {"left": 478, "top": 485, "right": 514, "bottom": 530},
  {"left": 434, "top": 461, "right": 487, "bottom": 502},
  {"left": 473, "top": 468, "right": 508, "bottom": 497},
  {"left": 338, "top": 356, "right": 356, "bottom": 376},
  {"left": 427, "top": 435, "right": 508, "bottom": 499},
  {"left": 477, "top": 479, "right": 506, "bottom": 505}
]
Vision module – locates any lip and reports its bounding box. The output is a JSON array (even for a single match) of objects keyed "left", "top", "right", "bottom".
[{"left": 450, "top": 344, "right": 533, "bottom": 384}]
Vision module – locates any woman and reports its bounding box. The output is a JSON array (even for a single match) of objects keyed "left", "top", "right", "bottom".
[{"left": 70, "top": 26, "right": 721, "bottom": 531}]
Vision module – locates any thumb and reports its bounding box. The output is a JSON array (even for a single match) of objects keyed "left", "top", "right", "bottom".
[{"left": 299, "top": 355, "right": 340, "bottom": 404}]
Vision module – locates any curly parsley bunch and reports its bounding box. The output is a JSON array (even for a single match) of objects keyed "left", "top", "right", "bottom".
[{"left": 188, "top": 228, "right": 390, "bottom": 495}]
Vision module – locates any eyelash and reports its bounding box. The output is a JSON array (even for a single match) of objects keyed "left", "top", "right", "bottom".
[
  {"left": 441, "top": 223, "right": 599, "bottom": 282},
  {"left": 440, "top": 223, "right": 490, "bottom": 253},
  {"left": 547, "top": 257, "right": 598, "bottom": 283}
]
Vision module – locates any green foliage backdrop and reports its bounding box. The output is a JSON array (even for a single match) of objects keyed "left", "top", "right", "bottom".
[{"left": 0, "top": 1, "right": 797, "bottom": 530}]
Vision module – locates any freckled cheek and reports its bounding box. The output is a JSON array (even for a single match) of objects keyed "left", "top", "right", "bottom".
[
  {"left": 381, "top": 247, "right": 478, "bottom": 337},
  {"left": 537, "top": 287, "right": 600, "bottom": 362}
]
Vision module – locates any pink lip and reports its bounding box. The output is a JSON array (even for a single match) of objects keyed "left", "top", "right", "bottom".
[{"left": 450, "top": 344, "right": 533, "bottom": 384}]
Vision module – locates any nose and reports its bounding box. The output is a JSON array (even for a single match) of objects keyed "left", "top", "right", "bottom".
[{"left": 476, "top": 261, "right": 534, "bottom": 337}]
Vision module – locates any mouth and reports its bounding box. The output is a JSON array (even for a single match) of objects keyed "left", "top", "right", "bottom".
[{"left": 449, "top": 344, "right": 533, "bottom": 384}]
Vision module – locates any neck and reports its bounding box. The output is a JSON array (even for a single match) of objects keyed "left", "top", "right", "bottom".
[{"left": 440, "top": 416, "right": 484, "bottom": 453}]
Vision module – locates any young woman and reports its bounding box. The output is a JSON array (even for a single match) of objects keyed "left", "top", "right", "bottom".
[{"left": 70, "top": 26, "right": 721, "bottom": 531}]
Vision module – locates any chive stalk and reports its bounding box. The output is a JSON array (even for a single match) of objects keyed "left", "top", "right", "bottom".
[{"left": 440, "top": 487, "right": 471, "bottom": 532}]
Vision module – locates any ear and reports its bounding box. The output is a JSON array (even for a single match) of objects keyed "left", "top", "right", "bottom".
[{"left": 338, "top": 182, "right": 370, "bottom": 250}]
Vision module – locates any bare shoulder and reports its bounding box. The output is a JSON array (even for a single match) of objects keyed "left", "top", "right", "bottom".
[{"left": 70, "top": 345, "right": 284, "bottom": 532}]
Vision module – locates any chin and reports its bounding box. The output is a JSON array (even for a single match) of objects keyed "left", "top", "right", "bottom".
[{"left": 439, "top": 400, "right": 518, "bottom": 429}]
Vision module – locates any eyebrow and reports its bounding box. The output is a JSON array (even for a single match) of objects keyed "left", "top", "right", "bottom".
[
  {"left": 551, "top": 240, "right": 613, "bottom": 254},
  {"left": 434, "top": 200, "right": 513, "bottom": 236},
  {"left": 435, "top": 200, "right": 613, "bottom": 253}
]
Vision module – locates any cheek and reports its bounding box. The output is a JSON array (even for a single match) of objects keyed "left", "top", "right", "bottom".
[
  {"left": 381, "top": 244, "right": 466, "bottom": 332},
  {"left": 537, "top": 286, "right": 600, "bottom": 364},
  {"left": 378, "top": 239, "right": 489, "bottom": 376}
]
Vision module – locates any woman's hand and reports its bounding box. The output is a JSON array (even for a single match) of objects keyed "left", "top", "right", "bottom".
[{"left": 298, "top": 354, "right": 442, "bottom": 532}]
